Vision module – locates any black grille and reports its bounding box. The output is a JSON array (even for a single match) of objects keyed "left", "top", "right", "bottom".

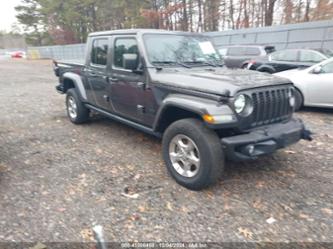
[{"left": 251, "top": 87, "right": 292, "bottom": 127}]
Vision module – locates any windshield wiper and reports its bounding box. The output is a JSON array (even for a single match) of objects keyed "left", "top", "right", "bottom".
[
  {"left": 152, "top": 61, "right": 192, "bottom": 68},
  {"left": 184, "top": 61, "right": 223, "bottom": 67}
]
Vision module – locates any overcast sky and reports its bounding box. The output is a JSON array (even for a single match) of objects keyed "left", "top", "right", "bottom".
[{"left": 0, "top": 0, "right": 22, "bottom": 32}]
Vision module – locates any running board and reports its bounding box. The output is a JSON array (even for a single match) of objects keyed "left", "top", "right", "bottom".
[{"left": 85, "top": 104, "right": 161, "bottom": 138}]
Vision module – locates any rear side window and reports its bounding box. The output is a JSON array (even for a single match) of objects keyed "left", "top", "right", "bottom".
[
  {"left": 271, "top": 50, "right": 298, "bottom": 62},
  {"left": 91, "top": 38, "right": 108, "bottom": 66},
  {"left": 227, "top": 47, "right": 244, "bottom": 56},
  {"left": 300, "top": 50, "right": 324, "bottom": 63},
  {"left": 245, "top": 47, "right": 260, "bottom": 56},
  {"left": 114, "top": 38, "right": 139, "bottom": 68}
]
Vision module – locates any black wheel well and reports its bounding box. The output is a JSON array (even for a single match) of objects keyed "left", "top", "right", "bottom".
[
  {"left": 294, "top": 86, "right": 304, "bottom": 103},
  {"left": 294, "top": 87, "right": 303, "bottom": 98},
  {"left": 156, "top": 106, "right": 203, "bottom": 133},
  {"left": 63, "top": 78, "right": 75, "bottom": 93}
]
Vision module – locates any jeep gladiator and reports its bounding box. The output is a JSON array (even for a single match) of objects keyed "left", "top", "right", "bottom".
[{"left": 54, "top": 29, "right": 312, "bottom": 190}]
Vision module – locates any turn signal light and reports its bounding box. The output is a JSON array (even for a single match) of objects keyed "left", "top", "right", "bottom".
[{"left": 202, "top": 114, "right": 215, "bottom": 124}]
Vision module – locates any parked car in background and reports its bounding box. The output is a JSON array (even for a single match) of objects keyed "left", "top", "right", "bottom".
[
  {"left": 221, "top": 45, "right": 275, "bottom": 68},
  {"left": 275, "top": 58, "right": 333, "bottom": 110},
  {"left": 5, "top": 51, "right": 26, "bottom": 59},
  {"left": 248, "top": 48, "right": 333, "bottom": 74}
]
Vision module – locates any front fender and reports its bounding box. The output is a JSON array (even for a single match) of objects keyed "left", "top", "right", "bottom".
[
  {"left": 153, "top": 94, "right": 237, "bottom": 130},
  {"left": 63, "top": 72, "right": 87, "bottom": 101}
]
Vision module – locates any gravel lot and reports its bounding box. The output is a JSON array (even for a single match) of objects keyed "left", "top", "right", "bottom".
[{"left": 0, "top": 59, "right": 332, "bottom": 243}]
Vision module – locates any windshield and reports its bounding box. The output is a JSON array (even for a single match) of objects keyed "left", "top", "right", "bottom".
[{"left": 143, "top": 34, "right": 221, "bottom": 67}]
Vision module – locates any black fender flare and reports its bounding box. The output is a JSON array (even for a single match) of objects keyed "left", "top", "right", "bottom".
[
  {"left": 63, "top": 72, "right": 87, "bottom": 101},
  {"left": 152, "top": 94, "right": 235, "bottom": 131}
]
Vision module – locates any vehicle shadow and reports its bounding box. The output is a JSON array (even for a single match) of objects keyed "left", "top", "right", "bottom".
[
  {"left": 81, "top": 113, "right": 300, "bottom": 191},
  {"left": 299, "top": 106, "right": 333, "bottom": 114}
]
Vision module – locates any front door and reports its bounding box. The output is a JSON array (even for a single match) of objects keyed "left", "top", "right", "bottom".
[
  {"left": 307, "top": 60, "right": 333, "bottom": 107},
  {"left": 85, "top": 37, "right": 110, "bottom": 110},
  {"left": 109, "top": 36, "right": 147, "bottom": 123}
]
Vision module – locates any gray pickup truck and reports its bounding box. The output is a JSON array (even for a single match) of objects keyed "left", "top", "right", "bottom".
[{"left": 54, "top": 29, "right": 312, "bottom": 190}]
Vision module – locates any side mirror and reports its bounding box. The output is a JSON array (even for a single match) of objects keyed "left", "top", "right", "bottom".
[
  {"left": 123, "top": 53, "right": 138, "bottom": 71},
  {"left": 312, "top": 66, "right": 322, "bottom": 74}
]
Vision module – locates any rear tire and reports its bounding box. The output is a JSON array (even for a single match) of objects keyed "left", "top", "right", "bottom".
[
  {"left": 294, "top": 89, "right": 303, "bottom": 111},
  {"left": 66, "top": 88, "right": 90, "bottom": 124},
  {"left": 162, "top": 118, "right": 224, "bottom": 190}
]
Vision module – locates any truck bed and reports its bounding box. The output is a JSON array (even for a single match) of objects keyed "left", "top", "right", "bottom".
[
  {"left": 54, "top": 59, "right": 85, "bottom": 77},
  {"left": 56, "top": 59, "right": 85, "bottom": 67}
]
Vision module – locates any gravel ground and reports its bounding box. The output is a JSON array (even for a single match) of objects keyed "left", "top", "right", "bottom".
[{"left": 0, "top": 59, "right": 332, "bottom": 243}]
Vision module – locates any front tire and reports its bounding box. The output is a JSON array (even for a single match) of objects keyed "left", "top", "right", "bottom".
[
  {"left": 162, "top": 118, "right": 224, "bottom": 190},
  {"left": 66, "top": 88, "right": 90, "bottom": 124}
]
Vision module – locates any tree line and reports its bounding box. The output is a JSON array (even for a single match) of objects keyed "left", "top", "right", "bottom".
[{"left": 15, "top": 0, "right": 333, "bottom": 46}]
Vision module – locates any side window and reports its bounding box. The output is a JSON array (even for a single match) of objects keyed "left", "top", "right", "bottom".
[
  {"left": 227, "top": 47, "right": 244, "bottom": 56},
  {"left": 271, "top": 50, "right": 298, "bottom": 62},
  {"left": 300, "top": 51, "right": 324, "bottom": 63},
  {"left": 321, "top": 61, "right": 333, "bottom": 73},
  {"left": 114, "top": 38, "right": 139, "bottom": 68},
  {"left": 245, "top": 47, "right": 260, "bottom": 56},
  {"left": 91, "top": 39, "right": 108, "bottom": 66}
]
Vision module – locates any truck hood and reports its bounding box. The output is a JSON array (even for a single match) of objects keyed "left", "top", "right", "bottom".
[{"left": 149, "top": 67, "right": 292, "bottom": 97}]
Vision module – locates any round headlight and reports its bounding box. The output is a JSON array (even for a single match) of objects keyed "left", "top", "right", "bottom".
[{"left": 234, "top": 94, "right": 246, "bottom": 114}]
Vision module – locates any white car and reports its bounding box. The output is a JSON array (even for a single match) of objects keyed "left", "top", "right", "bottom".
[{"left": 275, "top": 57, "right": 333, "bottom": 110}]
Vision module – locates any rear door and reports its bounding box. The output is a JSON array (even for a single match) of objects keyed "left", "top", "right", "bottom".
[{"left": 84, "top": 37, "right": 111, "bottom": 110}]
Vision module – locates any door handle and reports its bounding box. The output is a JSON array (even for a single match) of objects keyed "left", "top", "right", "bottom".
[{"left": 109, "top": 77, "right": 118, "bottom": 82}]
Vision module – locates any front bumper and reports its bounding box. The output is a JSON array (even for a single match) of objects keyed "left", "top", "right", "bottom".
[{"left": 221, "top": 118, "right": 312, "bottom": 161}]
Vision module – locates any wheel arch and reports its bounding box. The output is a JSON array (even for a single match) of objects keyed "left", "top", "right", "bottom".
[
  {"left": 62, "top": 72, "right": 87, "bottom": 101},
  {"left": 153, "top": 94, "right": 235, "bottom": 133},
  {"left": 294, "top": 85, "right": 305, "bottom": 106},
  {"left": 154, "top": 104, "right": 203, "bottom": 133},
  {"left": 241, "top": 61, "right": 250, "bottom": 69},
  {"left": 63, "top": 78, "right": 75, "bottom": 92}
]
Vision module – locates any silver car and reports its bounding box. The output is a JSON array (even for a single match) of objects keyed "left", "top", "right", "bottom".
[
  {"left": 275, "top": 58, "right": 333, "bottom": 110},
  {"left": 221, "top": 45, "right": 275, "bottom": 68}
]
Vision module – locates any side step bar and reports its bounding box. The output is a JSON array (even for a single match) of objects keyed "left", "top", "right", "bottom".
[{"left": 85, "top": 104, "right": 162, "bottom": 138}]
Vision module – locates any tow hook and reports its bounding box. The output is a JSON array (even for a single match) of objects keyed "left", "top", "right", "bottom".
[{"left": 302, "top": 129, "right": 313, "bottom": 141}]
